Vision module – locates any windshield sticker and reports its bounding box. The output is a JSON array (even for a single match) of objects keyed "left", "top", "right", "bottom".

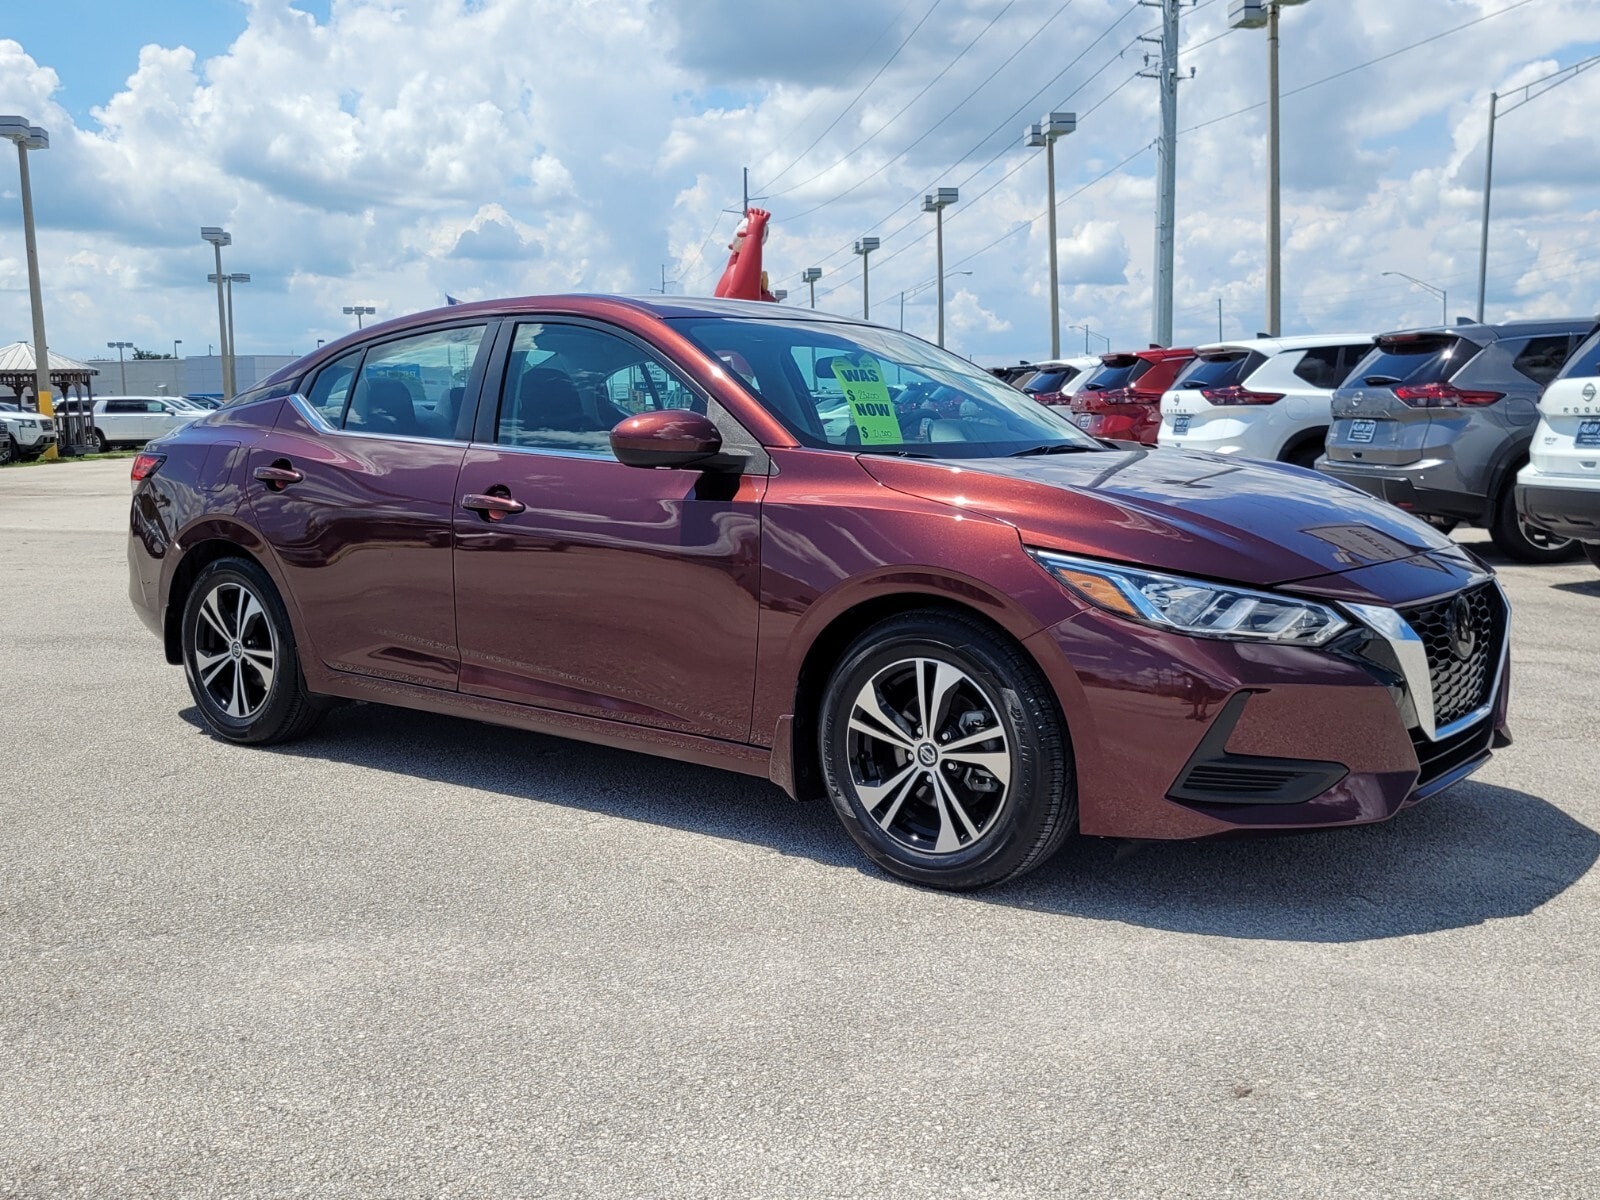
[{"left": 830, "top": 356, "right": 902, "bottom": 444}]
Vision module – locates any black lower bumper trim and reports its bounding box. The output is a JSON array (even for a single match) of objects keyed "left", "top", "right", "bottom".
[{"left": 1168, "top": 692, "right": 1349, "bottom": 806}]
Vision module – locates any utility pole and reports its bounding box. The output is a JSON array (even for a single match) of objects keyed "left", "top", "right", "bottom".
[
  {"left": 803, "top": 267, "right": 822, "bottom": 308},
  {"left": 1217, "top": 297, "right": 1224, "bottom": 341},
  {"left": 1266, "top": 1, "right": 1281, "bottom": 336},
  {"left": 1477, "top": 91, "right": 1498, "bottom": 323},
  {"left": 1140, "top": 0, "right": 1185, "bottom": 348}
]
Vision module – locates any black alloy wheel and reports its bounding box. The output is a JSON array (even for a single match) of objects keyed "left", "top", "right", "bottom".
[
  {"left": 1490, "top": 488, "right": 1580, "bottom": 564},
  {"left": 819, "top": 610, "right": 1075, "bottom": 890}
]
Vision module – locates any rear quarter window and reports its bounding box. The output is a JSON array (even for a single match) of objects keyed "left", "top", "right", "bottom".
[{"left": 1511, "top": 335, "right": 1580, "bottom": 389}]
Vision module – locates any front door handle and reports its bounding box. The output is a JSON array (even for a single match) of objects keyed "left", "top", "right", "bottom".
[
  {"left": 253, "top": 463, "right": 304, "bottom": 490},
  {"left": 461, "top": 491, "right": 526, "bottom": 521}
]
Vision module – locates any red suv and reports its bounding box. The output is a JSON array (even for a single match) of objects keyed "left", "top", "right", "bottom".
[
  {"left": 1043, "top": 347, "right": 1196, "bottom": 444},
  {"left": 128, "top": 297, "right": 1510, "bottom": 891}
]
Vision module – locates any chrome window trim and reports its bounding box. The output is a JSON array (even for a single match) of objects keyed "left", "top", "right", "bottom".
[
  {"left": 1347, "top": 579, "right": 1509, "bottom": 743},
  {"left": 284, "top": 391, "right": 470, "bottom": 448}
]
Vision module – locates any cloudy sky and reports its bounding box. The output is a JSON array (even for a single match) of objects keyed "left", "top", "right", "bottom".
[{"left": 2, "top": 0, "right": 1598, "bottom": 366}]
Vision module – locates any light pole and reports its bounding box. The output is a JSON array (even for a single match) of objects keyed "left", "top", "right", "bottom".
[
  {"left": 200, "top": 227, "right": 235, "bottom": 399},
  {"left": 853, "top": 239, "right": 880, "bottom": 320},
  {"left": 1069, "top": 324, "right": 1111, "bottom": 355},
  {"left": 772, "top": 289, "right": 788, "bottom": 303},
  {"left": 803, "top": 267, "right": 823, "bottom": 309},
  {"left": 210, "top": 273, "right": 250, "bottom": 378},
  {"left": 173, "top": 338, "right": 182, "bottom": 361},
  {"left": 1230, "top": 0, "right": 1310, "bottom": 337},
  {"left": 921, "top": 187, "right": 959, "bottom": 347},
  {"left": 1025, "top": 112, "right": 1076, "bottom": 358},
  {"left": 343, "top": 304, "right": 376, "bottom": 329},
  {"left": 900, "top": 271, "right": 971, "bottom": 331},
  {"left": 0, "top": 115, "right": 55, "bottom": 454},
  {"left": 1475, "top": 53, "right": 1600, "bottom": 321},
  {"left": 107, "top": 341, "right": 133, "bottom": 393},
  {"left": 1383, "top": 271, "right": 1448, "bottom": 326}
]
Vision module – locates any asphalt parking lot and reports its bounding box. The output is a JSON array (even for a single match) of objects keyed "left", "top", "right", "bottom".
[{"left": 2, "top": 459, "right": 1597, "bottom": 1198}]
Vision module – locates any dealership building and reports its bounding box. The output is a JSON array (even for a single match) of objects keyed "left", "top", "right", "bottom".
[{"left": 80, "top": 354, "right": 299, "bottom": 398}]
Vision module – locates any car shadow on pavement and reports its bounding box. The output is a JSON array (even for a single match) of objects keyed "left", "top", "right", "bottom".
[
  {"left": 1551, "top": 578, "right": 1600, "bottom": 597},
  {"left": 192, "top": 703, "right": 1600, "bottom": 945}
]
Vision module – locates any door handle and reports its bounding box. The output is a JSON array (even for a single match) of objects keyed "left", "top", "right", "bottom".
[
  {"left": 253, "top": 463, "right": 304, "bottom": 490},
  {"left": 461, "top": 491, "right": 526, "bottom": 521}
]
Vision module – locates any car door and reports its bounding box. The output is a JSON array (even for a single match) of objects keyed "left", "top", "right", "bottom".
[
  {"left": 147, "top": 400, "right": 186, "bottom": 439},
  {"left": 451, "top": 317, "right": 765, "bottom": 742},
  {"left": 99, "top": 399, "right": 140, "bottom": 443},
  {"left": 245, "top": 320, "right": 494, "bottom": 689}
]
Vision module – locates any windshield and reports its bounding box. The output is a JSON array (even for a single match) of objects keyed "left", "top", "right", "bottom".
[{"left": 670, "top": 317, "right": 1102, "bottom": 457}]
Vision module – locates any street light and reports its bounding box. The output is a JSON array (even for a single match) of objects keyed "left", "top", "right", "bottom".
[
  {"left": 200, "top": 227, "right": 235, "bottom": 399},
  {"left": 1230, "top": 0, "right": 1310, "bottom": 337},
  {"left": 1, "top": 115, "right": 56, "bottom": 454},
  {"left": 343, "top": 304, "right": 377, "bottom": 329},
  {"left": 853, "top": 239, "right": 880, "bottom": 320},
  {"left": 921, "top": 187, "right": 959, "bottom": 347},
  {"left": 803, "top": 266, "right": 823, "bottom": 309},
  {"left": 1475, "top": 53, "right": 1600, "bottom": 321},
  {"left": 1025, "top": 111, "right": 1076, "bottom": 358},
  {"left": 1069, "top": 323, "right": 1111, "bottom": 354},
  {"left": 772, "top": 289, "right": 788, "bottom": 303},
  {"left": 173, "top": 338, "right": 182, "bottom": 361},
  {"left": 106, "top": 341, "right": 133, "bottom": 393},
  {"left": 900, "top": 271, "right": 972, "bottom": 331},
  {"left": 1382, "top": 271, "right": 1448, "bottom": 326},
  {"left": 210, "top": 273, "right": 250, "bottom": 379}
]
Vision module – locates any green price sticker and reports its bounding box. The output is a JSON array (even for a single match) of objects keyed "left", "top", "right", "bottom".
[{"left": 830, "top": 356, "right": 902, "bottom": 444}]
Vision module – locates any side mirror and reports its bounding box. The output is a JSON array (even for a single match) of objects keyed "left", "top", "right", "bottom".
[{"left": 610, "top": 409, "right": 723, "bottom": 469}]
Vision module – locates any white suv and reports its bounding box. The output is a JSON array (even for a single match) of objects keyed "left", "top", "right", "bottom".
[
  {"left": 1515, "top": 328, "right": 1600, "bottom": 570},
  {"left": 82, "top": 396, "right": 201, "bottom": 452},
  {"left": 0, "top": 401, "right": 58, "bottom": 463},
  {"left": 1157, "top": 334, "right": 1375, "bottom": 466}
]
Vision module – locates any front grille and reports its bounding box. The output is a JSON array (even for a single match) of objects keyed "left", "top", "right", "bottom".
[
  {"left": 1411, "top": 719, "right": 1494, "bottom": 789},
  {"left": 1400, "top": 583, "right": 1505, "bottom": 728}
]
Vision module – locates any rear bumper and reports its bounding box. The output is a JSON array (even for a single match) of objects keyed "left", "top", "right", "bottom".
[
  {"left": 1515, "top": 480, "right": 1600, "bottom": 541},
  {"left": 1315, "top": 458, "right": 1485, "bottom": 523}
]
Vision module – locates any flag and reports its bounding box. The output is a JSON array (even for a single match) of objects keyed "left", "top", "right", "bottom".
[{"left": 445, "top": 294, "right": 461, "bottom": 306}]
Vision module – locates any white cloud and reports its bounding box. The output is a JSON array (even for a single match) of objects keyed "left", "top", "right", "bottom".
[{"left": 0, "top": 0, "right": 1597, "bottom": 365}]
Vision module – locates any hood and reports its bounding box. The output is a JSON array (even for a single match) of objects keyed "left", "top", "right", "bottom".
[{"left": 858, "top": 447, "right": 1456, "bottom": 587}]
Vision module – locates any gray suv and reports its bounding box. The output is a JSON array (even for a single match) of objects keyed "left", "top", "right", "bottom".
[{"left": 1317, "top": 318, "right": 1595, "bottom": 562}]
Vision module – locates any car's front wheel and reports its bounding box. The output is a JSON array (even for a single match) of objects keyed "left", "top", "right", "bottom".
[
  {"left": 1490, "top": 488, "right": 1580, "bottom": 564},
  {"left": 181, "top": 557, "right": 326, "bottom": 744},
  {"left": 0, "top": 436, "right": 15, "bottom": 466},
  {"left": 819, "top": 611, "right": 1075, "bottom": 890}
]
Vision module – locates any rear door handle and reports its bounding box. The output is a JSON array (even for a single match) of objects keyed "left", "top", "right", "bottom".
[
  {"left": 461, "top": 492, "right": 526, "bottom": 521},
  {"left": 253, "top": 464, "right": 304, "bottom": 489}
]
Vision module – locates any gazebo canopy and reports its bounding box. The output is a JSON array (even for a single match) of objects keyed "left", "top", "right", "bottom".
[{"left": 0, "top": 342, "right": 97, "bottom": 374}]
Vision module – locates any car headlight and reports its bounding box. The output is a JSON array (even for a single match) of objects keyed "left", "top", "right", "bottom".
[{"left": 1029, "top": 549, "right": 1348, "bottom": 646}]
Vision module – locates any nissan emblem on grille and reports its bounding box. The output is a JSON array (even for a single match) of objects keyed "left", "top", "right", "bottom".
[{"left": 1446, "top": 594, "right": 1477, "bottom": 662}]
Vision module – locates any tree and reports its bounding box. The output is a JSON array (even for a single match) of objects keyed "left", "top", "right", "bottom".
[{"left": 131, "top": 347, "right": 173, "bottom": 359}]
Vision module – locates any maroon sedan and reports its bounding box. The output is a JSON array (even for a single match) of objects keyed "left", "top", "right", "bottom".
[{"left": 129, "top": 296, "right": 1511, "bottom": 890}]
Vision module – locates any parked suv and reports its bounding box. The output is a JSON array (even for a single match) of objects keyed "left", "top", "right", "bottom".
[
  {"left": 1318, "top": 318, "right": 1595, "bottom": 562},
  {"left": 0, "top": 400, "right": 58, "bottom": 463},
  {"left": 1019, "top": 356, "right": 1102, "bottom": 405},
  {"left": 1515, "top": 327, "right": 1600, "bottom": 571},
  {"left": 1159, "top": 335, "right": 1374, "bottom": 466},
  {"left": 81, "top": 396, "right": 201, "bottom": 452},
  {"left": 1042, "top": 347, "right": 1195, "bottom": 445}
]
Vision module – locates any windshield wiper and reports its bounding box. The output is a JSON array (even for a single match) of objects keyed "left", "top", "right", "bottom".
[
  {"left": 855, "top": 447, "right": 941, "bottom": 458},
  {"left": 1008, "top": 443, "right": 1100, "bottom": 458}
]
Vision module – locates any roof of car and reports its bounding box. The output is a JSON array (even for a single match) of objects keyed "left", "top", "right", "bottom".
[
  {"left": 1193, "top": 334, "right": 1374, "bottom": 356},
  {"left": 1378, "top": 317, "right": 1598, "bottom": 343},
  {"left": 390, "top": 294, "right": 868, "bottom": 327}
]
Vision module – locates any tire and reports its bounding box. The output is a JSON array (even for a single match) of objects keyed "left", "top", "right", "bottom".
[
  {"left": 1583, "top": 543, "right": 1600, "bottom": 572},
  {"left": 818, "top": 610, "right": 1075, "bottom": 890},
  {"left": 0, "top": 436, "right": 15, "bottom": 466},
  {"left": 1489, "top": 487, "right": 1580, "bottom": 564},
  {"left": 180, "top": 557, "right": 326, "bottom": 745},
  {"left": 89, "top": 427, "right": 109, "bottom": 454},
  {"left": 1282, "top": 438, "right": 1323, "bottom": 470}
]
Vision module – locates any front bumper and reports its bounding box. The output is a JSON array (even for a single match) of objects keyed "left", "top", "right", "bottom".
[
  {"left": 1515, "top": 479, "right": 1600, "bottom": 542},
  {"left": 1023, "top": 576, "right": 1509, "bottom": 841}
]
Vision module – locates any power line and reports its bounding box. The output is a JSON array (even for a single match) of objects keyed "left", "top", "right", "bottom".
[
  {"left": 766, "top": 0, "right": 1020, "bottom": 201},
  {"left": 757, "top": 0, "right": 941, "bottom": 194},
  {"left": 1180, "top": 0, "right": 1545, "bottom": 135}
]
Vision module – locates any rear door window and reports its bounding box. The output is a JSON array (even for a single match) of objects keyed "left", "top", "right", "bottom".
[
  {"left": 1171, "top": 351, "right": 1266, "bottom": 391},
  {"left": 1347, "top": 335, "right": 1476, "bottom": 388},
  {"left": 1510, "top": 335, "right": 1578, "bottom": 389},
  {"left": 345, "top": 325, "right": 488, "bottom": 439}
]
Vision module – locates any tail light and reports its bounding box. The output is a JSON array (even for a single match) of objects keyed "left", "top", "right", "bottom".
[
  {"left": 1201, "top": 386, "right": 1285, "bottom": 406},
  {"left": 1393, "top": 383, "right": 1504, "bottom": 408},
  {"left": 1030, "top": 390, "right": 1068, "bottom": 406},
  {"left": 130, "top": 452, "right": 165, "bottom": 482}
]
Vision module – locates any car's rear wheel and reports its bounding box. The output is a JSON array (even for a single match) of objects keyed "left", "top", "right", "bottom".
[
  {"left": 89, "top": 427, "right": 109, "bottom": 454},
  {"left": 819, "top": 611, "right": 1075, "bottom": 890},
  {"left": 1490, "top": 488, "right": 1580, "bottom": 563},
  {"left": 181, "top": 558, "right": 326, "bottom": 744},
  {"left": 1582, "top": 543, "right": 1600, "bottom": 572},
  {"left": 1282, "top": 437, "right": 1324, "bottom": 469}
]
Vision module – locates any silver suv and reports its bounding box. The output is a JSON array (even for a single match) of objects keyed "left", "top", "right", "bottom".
[{"left": 1317, "top": 318, "right": 1595, "bottom": 562}]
